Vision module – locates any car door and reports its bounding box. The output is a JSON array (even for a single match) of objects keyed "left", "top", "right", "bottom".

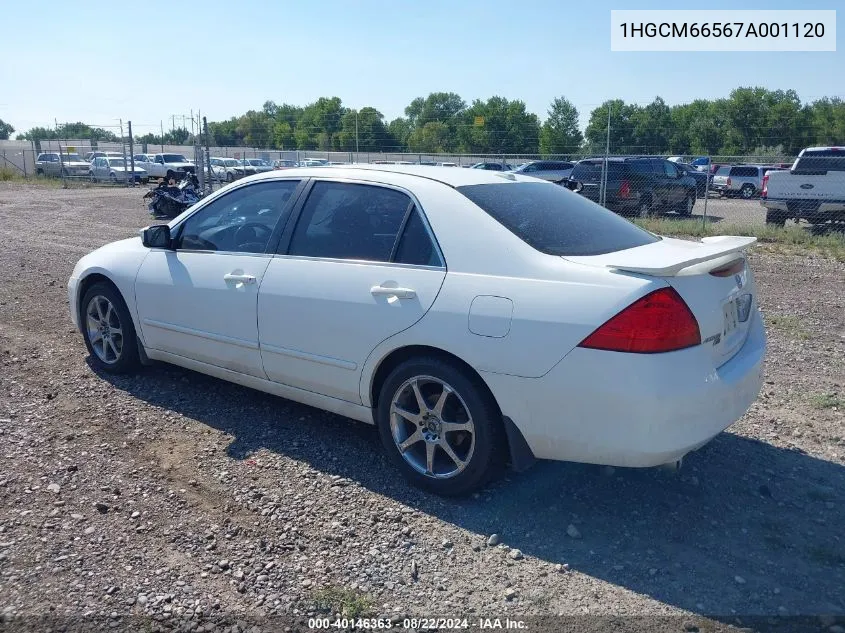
[
  {"left": 258, "top": 179, "right": 447, "bottom": 404},
  {"left": 134, "top": 179, "right": 303, "bottom": 378},
  {"left": 660, "top": 160, "right": 683, "bottom": 206}
]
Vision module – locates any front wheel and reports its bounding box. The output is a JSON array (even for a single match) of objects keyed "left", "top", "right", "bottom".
[
  {"left": 740, "top": 184, "right": 756, "bottom": 199},
  {"left": 376, "top": 357, "right": 504, "bottom": 496},
  {"left": 637, "top": 196, "right": 654, "bottom": 218},
  {"left": 80, "top": 282, "right": 140, "bottom": 374}
]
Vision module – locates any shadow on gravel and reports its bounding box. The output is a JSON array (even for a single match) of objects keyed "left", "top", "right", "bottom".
[{"left": 95, "top": 361, "right": 845, "bottom": 621}]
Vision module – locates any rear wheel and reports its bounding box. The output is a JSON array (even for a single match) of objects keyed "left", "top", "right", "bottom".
[
  {"left": 677, "top": 193, "right": 694, "bottom": 216},
  {"left": 740, "top": 184, "right": 755, "bottom": 199},
  {"left": 637, "top": 195, "right": 653, "bottom": 218},
  {"left": 376, "top": 357, "right": 504, "bottom": 496},
  {"left": 765, "top": 208, "right": 787, "bottom": 227},
  {"left": 89, "top": 172, "right": 96, "bottom": 182}
]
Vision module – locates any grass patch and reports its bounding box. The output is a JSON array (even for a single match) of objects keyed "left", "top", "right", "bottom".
[
  {"left": 634, "top": 217, "right": 845, "bottom": 261},
  {"left": 312, "top": 586, "right": 374, "bottom": 618},
  {"left": 809, "top": 393, "right": 843, "bottom": 410},
  {"left": 764, "top": 314, "right": 810, "bottom": 340},
  {"left": 0, "top": 166, "right": 24, "bottom": 181}
]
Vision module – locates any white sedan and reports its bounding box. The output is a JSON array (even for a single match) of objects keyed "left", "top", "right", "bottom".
[
  {"left": 89, "top": 156, "right": 148, "bottom": 183},
  {"left": 68, "top": 166, "right": 765, "bottom": 495}
]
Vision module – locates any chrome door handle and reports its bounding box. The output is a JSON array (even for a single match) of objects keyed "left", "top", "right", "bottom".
[
  {"left": 224, "top": 273, "right": 256, "bottom": 284},
  {"left": 371, "top": 285, "right": 416, "bottom": 299}
]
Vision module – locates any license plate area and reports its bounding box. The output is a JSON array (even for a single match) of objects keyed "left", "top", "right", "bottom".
[{"left": 723, "top": 298, "right": 739, "bottom": 336}]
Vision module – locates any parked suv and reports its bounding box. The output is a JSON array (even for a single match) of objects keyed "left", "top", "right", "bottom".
[
  {"left": 711, "top": 165, "right": 771, "bottom": 199},
  {"left": 567, "top": 157, "right": 698, "bottom": 217},
  {"left": 35, "top": 153, "right": 92, "bottom": 178},
  {"left": 512, "top": 160, "right": 574, "bottom": 182}
]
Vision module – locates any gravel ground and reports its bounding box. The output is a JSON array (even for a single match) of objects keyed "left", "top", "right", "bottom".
[{"left": 0, "top": 183, "right": 843, "bottom": 632}]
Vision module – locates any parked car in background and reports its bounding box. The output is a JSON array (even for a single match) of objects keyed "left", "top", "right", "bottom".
[
  {"left": 761, "top": 147, "right": 845, "bottom": 225},
  {"left": 675, "top": 162, "right": 711, "bottom": 198},
  {"left": 567, "top": 156, "right": 697, "bottom": 217},
  {"left": 690, "top": 157, "right": 712, "bottom": 171},
  {"left": 35, "top": 153, "right": 91, "bottom": 178},
  {"left": 273, "top": 159, "right": 297, "bottom": 170},
  {"left": 68, "top": 165, "right": 764, "bottom": 495},
  {"left": 711, "top": 165, "right": 770, "bottom": 199},
  {"left": 436, "top": 162, "right": 459, "bottom": 167},
  {"left": 512, "top": 160, "right": 574, "bottom": 183},
  {"left": 300, "top": 158, "right": 330, "bottom": 167},
  {"left": 142, "top": 154, "right": 196, "bottom": 180},
  {"left": 85, "top": 151, "right": 125, "bottom": 163},
  {"left": 419, "top": 161, "right": 438, "bottom": 166},
  {"left": 471, "top": 162, "right": 511, "bottom": 171},
  {"left": 247, "top": 158, "right": 274, "bottom": 173},
  {"left": 89, "top": 156, "right": 148, "bottom": 184}
]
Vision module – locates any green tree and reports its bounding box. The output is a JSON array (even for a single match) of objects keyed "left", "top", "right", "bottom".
[
  {"left": 539, "top": 97, "right": 582, "bottom": 155},
  {"left": 0, "top": 119, "right": 14, "bottom": 140},
  {"left": 337, "top": 107, "right": 394, "bottom": 152},
  {"left": 407, "top": 121, "right": 451, "bottom": 153},
  {"left": 387, "top": 117, "right": 412, "bottom": 151},
  {"left": 631, "top": 97, "right": 671, "bottom": 153},
  {"left": 584, "top": 100, "right": 638, "bottom": 153},
  {"left": 457, "top": 96, "right": 540, "bottom": 154}
]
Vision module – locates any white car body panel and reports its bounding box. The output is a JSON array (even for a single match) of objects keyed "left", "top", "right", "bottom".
[
  {"left": 134, "top": 251, "right": 272, "bottom": 378},
  {"left": 258, "top": 257, "right": 446, "bottom": 403},
  {"left": 69, "top": 166, "right": 765, "bottom": 471}
]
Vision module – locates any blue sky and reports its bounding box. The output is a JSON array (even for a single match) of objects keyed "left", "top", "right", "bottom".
[{"left": 0, "top": 0, "right": 841, "bottom": 137}]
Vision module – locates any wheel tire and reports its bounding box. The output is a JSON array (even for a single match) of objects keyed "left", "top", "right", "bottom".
[
  {"left": 765, "top": 208, "right": 787, "bottom": 227},
  {"left": 677, "top": 193, "right": 694, "bottom": 216},
  {"left": 36, "top": 168, "right": 44, "bottom": 176},
  {"left": 376, "top": 357, "right": 504, "bottom": 496},
  {"left": 637, "top": 196, "right": 653, "bottom": 219},
  {"left": 165, "top": 169, "right": 175, "bottom": 181},
  {"left": 80, "top": 282, "right": 140, "bottom": 374},
  {"left": 110, "top": 173, "right": 118, "bottom": 184},
  {"left": 89, "top": 172, "right": 96, "bottom": 183},
  {"left": 227, "top": 172, "right": 234, "bottom": 182},
  {"left": 61, "top": 168, "right": 69, "bottom": 178},
  {"left": 740, "top": 184, "right": 755, "bottom": 199}
]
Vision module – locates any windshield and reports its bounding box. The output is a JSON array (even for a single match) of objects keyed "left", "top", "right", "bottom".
[
  {"left": 248, "top": 159, "right": 268, "bottom": 166},
  {"left": 457, "top": 182, "right": 660, "bottom": 257},
  {"left": 108, "top": 159, "right": 127, "bottom": 167},
  {"left": 224, "top": 159, "right": 238, "bottom": 167},
  {"left": 163, "top": 154, "right": 189, "bottom": 163}
]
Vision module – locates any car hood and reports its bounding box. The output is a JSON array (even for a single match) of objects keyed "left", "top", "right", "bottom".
[
  {"left": 163, "top": 162, "right": 194, "bottom": 167},
  {"left": 64, "top": 161, "right": 91, "bottom": 168}
]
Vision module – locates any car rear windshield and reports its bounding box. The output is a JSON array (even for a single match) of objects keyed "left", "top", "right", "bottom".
[
  {"left": 456, "top": 182, "right": 660, "bottom": 257},
  {"left": 794, "top": 155, "right": 845, "bottom": 172}
]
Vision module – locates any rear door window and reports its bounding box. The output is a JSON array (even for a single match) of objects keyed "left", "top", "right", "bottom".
[
  {"left": 457, "top": 181, "right": 660, "bottom": 257},
  {"left": 570, "top": 161, "right": 625, "bottom": 181}
]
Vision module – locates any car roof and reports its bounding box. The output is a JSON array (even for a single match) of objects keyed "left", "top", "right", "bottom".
[{"left": 241, "top": 164, "right": 542, "bottom": 187}]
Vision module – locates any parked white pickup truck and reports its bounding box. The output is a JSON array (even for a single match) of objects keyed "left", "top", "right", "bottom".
[
  {"left": 142, "top": 153, "right": 196, "bottom": 180},
  {"left": 761, "top": 147, "right": 845, "bottom": 225}
]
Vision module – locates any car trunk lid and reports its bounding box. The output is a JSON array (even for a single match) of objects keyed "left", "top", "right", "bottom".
[{"left": 563, "top": 236, "right": 757, "bottom": 366}]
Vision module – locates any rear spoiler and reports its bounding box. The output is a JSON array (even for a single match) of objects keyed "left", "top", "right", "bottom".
[{"left": 564, "top": 236, "right": 757, "bottom": 277}]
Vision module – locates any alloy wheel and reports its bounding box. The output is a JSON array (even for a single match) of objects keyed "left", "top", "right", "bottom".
[
  {"left": 389, "top": 376, "right": 476, "bottom": 479},
  {"left": 85, "top": 295, "right": 124, "bottom": 364}
]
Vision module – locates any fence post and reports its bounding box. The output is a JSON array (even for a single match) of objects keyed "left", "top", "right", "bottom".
[
  {"left": 128, "top": 121, "right": 135, "bottom": 188},
  {"left": 702, "top": 155, "right": 711, "bottom": 230},
  {"left": 203, "top": 117, "right": 212, "bottom": 194}
]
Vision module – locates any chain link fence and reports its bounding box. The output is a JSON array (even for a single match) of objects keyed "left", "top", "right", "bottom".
[{"left": 4, "top": 131, "right": 844, "bottom": 231}]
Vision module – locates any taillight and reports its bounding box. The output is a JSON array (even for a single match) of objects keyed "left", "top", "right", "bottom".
[
  {"left": 578, "top": 288, "right": 701, "bottom": 354},
  {"left": 761, "top": 174, "right": 769, "bottom": 197},
  {"left": 618, "top": 180, "right": 631, "bottom": 199}
]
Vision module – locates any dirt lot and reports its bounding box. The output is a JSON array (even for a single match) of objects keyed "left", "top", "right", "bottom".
[{"left": 0, "top": 182, "right": 843, "bottom": 632}]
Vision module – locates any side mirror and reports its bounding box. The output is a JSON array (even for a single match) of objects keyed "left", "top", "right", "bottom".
[{"left": 142, "top": 224, "right": 173, "bottom": 249}]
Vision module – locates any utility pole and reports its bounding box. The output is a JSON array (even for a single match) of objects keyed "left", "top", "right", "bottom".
[
  {"left": 171, "top": 115, "right": 176, "bottom": 134},
  {"left": 128, "top": 121, "right": 135, "bottom": 188},
  {"left": 601, "top": 104, "right": 612, "bottom": 207},
  {"left": 118, "top": 119, "right": 128, "bottom": 187},
  {"left": 160, "top": 121, "right": 165, "bottom": 152},
  {"left": 355, "top": 110, "right": 359, "bottom": 163}
]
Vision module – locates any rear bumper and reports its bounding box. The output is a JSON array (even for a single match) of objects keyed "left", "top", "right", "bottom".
[
  {"left": 481, "top": 309, "right": 766, "bottom": 467},
  {"left": 761, "top": 198, "right": 845, "bottom": 216}
]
